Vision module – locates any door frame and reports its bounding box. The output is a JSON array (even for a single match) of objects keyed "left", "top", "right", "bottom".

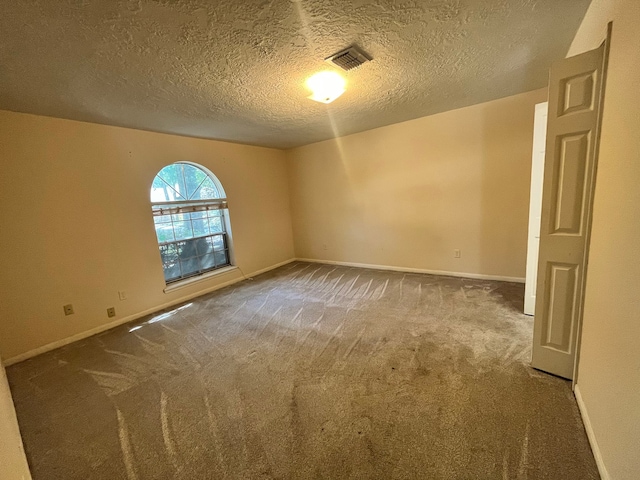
[{"left": 524, "top": 101, "right": 548, "bottom": 316}]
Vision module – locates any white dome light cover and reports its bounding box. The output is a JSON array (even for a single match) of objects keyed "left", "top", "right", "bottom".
[{"left": 306, "top": 71, "right": 347, "bottom": 104}]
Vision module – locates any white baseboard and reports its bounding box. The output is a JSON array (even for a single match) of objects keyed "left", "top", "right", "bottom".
[
  {"left": 3, "top": 258, "right": 296, "bottom": 366},
  {"left": 244, "top": 258, "right": 296, "bottom": 278},
  {"left": 295, "top": 258, "right": 525, "bottom": 283},
  {"left": 574, "top": 384, "right": 609, "bottom": 480}
]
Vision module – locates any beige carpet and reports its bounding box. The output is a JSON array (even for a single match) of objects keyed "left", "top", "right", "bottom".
[{"left": 7, "top": 262, "right": 598, "bottom": 479}]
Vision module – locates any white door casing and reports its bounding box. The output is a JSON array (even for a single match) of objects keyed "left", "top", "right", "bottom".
[
  {"left": 531, "top": 41, "right": 608, "bottom": 380},
  {"left": 524, "top": 102, "right": 548, "bottom": 316},
  {"left": 0, "top": 362, "right": 32, "bottom": 479}
]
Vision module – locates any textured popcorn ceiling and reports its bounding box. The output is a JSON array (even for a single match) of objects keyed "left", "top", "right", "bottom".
[{"left": 0, "top": 0, "right": 590, "bottom": 149}]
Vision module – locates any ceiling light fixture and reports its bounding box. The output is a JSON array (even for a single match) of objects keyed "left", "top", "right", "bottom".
[{"left": 305, "top": 71, "right": 346, "bottom": 104}]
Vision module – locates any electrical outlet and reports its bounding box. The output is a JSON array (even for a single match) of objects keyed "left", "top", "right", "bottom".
[
  {"left": 63, "top": 304, "right": 74, "bottom": 316},
  {"left": 118, "top": 290, "right": 127, "bottom": 301},
  {"left": 454, "top": 249, "right": 461, "bottom": 258},
  {"left": 107, "top": 307, "right": 116, "bottom": 318}
]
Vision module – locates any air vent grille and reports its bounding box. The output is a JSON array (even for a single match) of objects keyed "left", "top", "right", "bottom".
[{"left": 325, "top": 46, "right": 372, "bottom": 71}]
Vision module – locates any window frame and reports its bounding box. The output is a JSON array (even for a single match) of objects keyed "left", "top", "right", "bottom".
[{"left": 150, "top": 162, "right": 234, "bottom": 285}]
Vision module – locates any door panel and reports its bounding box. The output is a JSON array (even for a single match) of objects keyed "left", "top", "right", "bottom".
[
  {"left": 551, "top": 132, "right": 590, "bottom": 234},
  {"left": 531, "top": 42, "right": 607, "bottom": 379},
  {"left": 560, "top": 72, "right": 597, "bottom": 115},
  {"left": 542, "top": 263, "right": 578, "bottom": 352}
]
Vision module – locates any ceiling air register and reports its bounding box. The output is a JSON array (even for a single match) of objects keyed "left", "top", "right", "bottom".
[{"left": 325, "top": 46, "right": 372, "bottom": 71}]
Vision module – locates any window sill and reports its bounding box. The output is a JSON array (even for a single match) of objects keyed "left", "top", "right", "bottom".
[{"left": 163, "top": 265, "right": 240, "bottom": 294}]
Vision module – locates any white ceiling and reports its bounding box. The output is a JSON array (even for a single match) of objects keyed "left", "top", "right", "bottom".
[{"left": 0, "top": 0, "right": 590, "bottom": 149}]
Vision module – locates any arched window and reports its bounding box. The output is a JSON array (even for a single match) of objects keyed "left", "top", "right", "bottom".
[{"left": 150, "top": 162, "right": 231, "bottom": 283}]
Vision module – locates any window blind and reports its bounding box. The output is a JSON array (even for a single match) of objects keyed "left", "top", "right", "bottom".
[{"left": 151, "top": 199, "right": 228, "bottom": 217}]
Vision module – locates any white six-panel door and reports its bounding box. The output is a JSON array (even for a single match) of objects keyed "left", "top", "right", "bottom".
[{"left": 531, "top": 42, "right": 607, "bottom": 379}]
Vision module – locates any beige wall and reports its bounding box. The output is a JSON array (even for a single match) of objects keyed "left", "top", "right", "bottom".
[
  {"left": 0, "top": 111, "right": 295, "bottom": 360},
  {"left": 0, "top": 363, "right": 31, "bottom": 479},
  {"left": 287, "top": 88, "right": 547, "bottom": 280},
  {"left": 569, "top": 1, "right": 640, "bottom": 479}
]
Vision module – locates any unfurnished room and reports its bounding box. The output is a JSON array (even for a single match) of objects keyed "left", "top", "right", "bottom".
[{"left": 0, "top": 1, "right": 638, "bottom": 479}]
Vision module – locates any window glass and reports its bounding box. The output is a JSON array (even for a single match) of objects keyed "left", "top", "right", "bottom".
[{"left": 150, "top": 163, "right": 231, "bottom": 283}]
